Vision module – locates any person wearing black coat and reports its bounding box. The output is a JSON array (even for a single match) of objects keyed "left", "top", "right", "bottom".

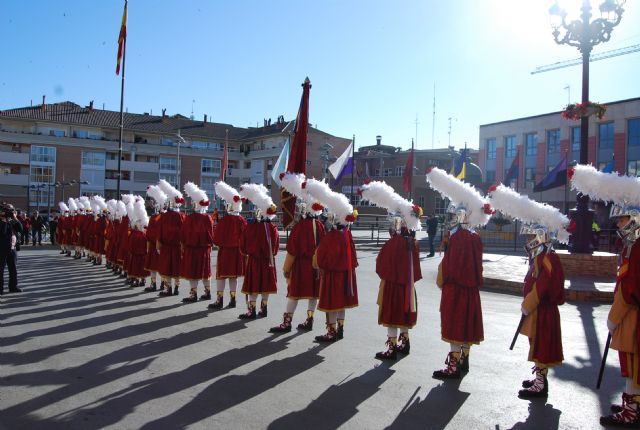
[{"left": 1, "top": 203, "right": 23, "bottom": 294}]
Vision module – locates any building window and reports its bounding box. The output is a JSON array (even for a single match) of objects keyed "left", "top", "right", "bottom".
[
  {"left": 30, "top": 165, "right": 54, "bottom": 183},
  {"left": 525, "top": 133, "right": 537, "bottom": 156},
  {"left": 30, "top": 145, "right": 56, "bottom": 163},
  {"left": 267, "top": 160, "right": 273, "bottom": 171},
  {"left": 159, "top": 157, "right": 177, "bottom": 171},
  {"left": 629, "top": 119, "right": 640, "bottom": 147},
  {"left": 434, "top": 196, "right": 449, "bottom": 215},
  {"left": 395, "top": 166, "right": 405, "bottom": 177},
  {"left": 158, "top": 172, "right": 176, "bottom": 186},
  {"left": 202, "top": 159, "right": 221, "bottom": 175},
  {"left": 571, "top": 126, "right": 581, "bottom": 153},
  {"left": 81, "top": 151, "right": 106, "bottom": 167},
  {"left": 48, "top": 129, "right": 65, "bottom": 137},
  {"left": 163, "top": 137, "right": 175, "bottom": 146},
  {"left": 486, "top": 138, "right": 496, "bottom": 160},
  {"left": 525, "top": 167, "right": 536, "bottom": 188},
  {"left": 106, "top": 170, "right": 131, "bottom": 181},
  {"left": 547, "top": 129, "right": 560, "bottom": 154},
  {"left": 74, "top": 130, "right": 88, "bottom": 139},
  {"left": 134, "top": 154, "right": 159, "bottom": 163},
  {"left": 599, "top": 122, "right": 614, "bottom": 149},
  {"left": 200, "top": 175, "right": 216, "bottom": 196},
  {"left": 504, "top": 136, "right": 517, "bottom": 157},
  {"left": 106, "top": 151, "right": 130, "bottom": 161},
  {"left": 628, "top": 160, "right": 640, "bottom": 177},
  {"left": 485, "top": 170, "right": 496, "bottom": 183},
  {"left": 244, "top": 161, "right": 252, "bottom": 169}
]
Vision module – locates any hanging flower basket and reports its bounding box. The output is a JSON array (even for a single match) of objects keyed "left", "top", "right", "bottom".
[{"left": 561, "top": 101, "right": 607, "bottom": 121}]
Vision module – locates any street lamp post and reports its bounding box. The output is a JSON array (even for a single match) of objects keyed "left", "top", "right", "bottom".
[
  {"left": 549, "top": 0, "right": 624, "bottom": 254},
  {"left": 176, "top": 130, "right": 185, "bottom": 189},
  {"left": 29, "top": 184, "right": 46, "bottom": 214}
]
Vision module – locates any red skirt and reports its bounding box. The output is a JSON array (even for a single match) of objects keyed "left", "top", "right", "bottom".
[
  {"left": 378, "top": 280, "right": 417, "bottom": 328},
  {"left": 158, "top": 244, "right": 182, "bottom": 278},
  {"left": 287, "top": 256, "right": 320, "bottom": 299},
  {"left": 318, "top": 270, "right": 358, "bottom": 312},
  {"left": 144, "top": 246, "right": 160, "bottom": 272},
  {"left": 127, "top": 253, "right": 149, "bottom": 278},
  {"left": 107, "top": 238, "right": 119, "bottom": 263},
  {"left": 440, "top": 283, "right": 484, "bottom": 344},
  {"left": 241, "top": 256, "right": 277, "bottom": 295},
  {"left": 181, "top": 246, "right": 212, "bottom": 280},
  {"left": 216, "top": 247, "right": 244, "bottom": 279}
]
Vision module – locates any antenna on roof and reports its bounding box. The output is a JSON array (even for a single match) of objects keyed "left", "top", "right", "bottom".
[{"left": 190, "top": 99, "right": 195, "bottom": 120}]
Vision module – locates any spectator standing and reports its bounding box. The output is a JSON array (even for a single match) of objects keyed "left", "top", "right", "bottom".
[
  {"left": 18, "top": 211, "right": 30, "bottom": 245},
  {"left": 49, "top": 212, "right": 59, "bottom": 245},
  {"left": 426, "top": 213, "right": 439, "bottom": 257},
  {"left": 1, "top": 203, "right": 23, "bottom": 294},
  {"left": 30, "top": 210, "right": 45, "bottom": 246}
]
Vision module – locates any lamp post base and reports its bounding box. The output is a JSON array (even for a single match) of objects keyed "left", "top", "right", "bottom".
[{"left": 569, "top": 193, "right": 594, "bottom": 255}]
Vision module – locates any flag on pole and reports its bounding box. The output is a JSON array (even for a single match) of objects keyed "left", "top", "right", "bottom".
[
  {"left": 115, "top": 0, "right": 128, "bottom": 75},
  {"left": 403, "top": 148, "right": 414, "bottom": 193},
  {"left": 328, "top": 141, "right": 354, "bottom": 184},
  {"left": 450, "top": 147, "right": 468, "bottom": 180},
  {"left": 533, "top": 155, "right": 568, "bottom": 192},
  {"left": 601, "top": 156, "right": 615, "bottom": 173},
  {"left": 220, "top": 129, "right": 229, "bottom": 181},
  {"left": 281, "top": 77, "right": 311, "bottom": 229},
  {"left": 504, "top": 148, "right": 520, "bottom": 186},
  {"left": 271, "top": 137, "right": 290, "bottom": 187}
]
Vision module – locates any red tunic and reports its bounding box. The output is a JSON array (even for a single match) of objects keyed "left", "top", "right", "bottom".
[
  {"left": 615, "top": 240, "right": 640, "bottom": 382},
  {"left": 316, "top": 227, "right": 359, "bottom": 312},
  {"left": 93, "top": 216, "right": 107, "bottom": 255},
  {"left": 213, "top": 214, "right": 246, "bottom": 279},
  {"left": 157, "top": 210, "right": 185, "bottom": 278},
  {"left": 181, "top": 213, "right": 214, "bottom": 280},
  {"left": 240, "top": 221, "right": 279, "bottom": 295},
  {"left": 376, "top": 233, "right": 423, "bottom": 328},
  {"left": 116, "top": 216, "right": 130, "bottom": 265},
  {"left": 522, "top": 250, "right": 565, "bottom": 365},
  {"left": 144, "top": 213, "right": 161, "bottom": 272},
  {"left": 56, "top": 217, "right": 66, "bottom": 245},
  {"left": 106, "top": 219, "right": 120, "bottom": 263},
  {"left": 70, "top": 215, "right": 79, "bottom": 246},
  {"left": 127, "top": 229, "right": 149, "bottom": 278},
  {"left": 286, "top": 218, "right": 325, "bottom": 299},
  {"left": 439, "top": 228, "right": 484, "bottom": 344}
]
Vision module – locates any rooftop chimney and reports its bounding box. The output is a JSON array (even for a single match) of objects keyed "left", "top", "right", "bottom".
[
  {"left": 162, "top": 108, "right": 166, "bottom": 117},
  {"left": 376, "top": 135, "right": 381, "bottom": 146},
  {"left": 89, "top": 100, "right": 94, "bottom": 113},
  {"left": 204, "top": 114, "right": 207, "bottom": 124},
  {"left": 42, "top": 95, "right": 46, "bottom": 110}
]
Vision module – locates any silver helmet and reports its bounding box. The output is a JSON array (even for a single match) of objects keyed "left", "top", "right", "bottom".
[
  {"left": 611, "top": 203, "right": 640, "bottom": 245},
  {"left": 446, "top": 203, "right": 469, "bottom": 230},
  {"left": 520, "top": 223, "right": 551, "bottom": 258}
]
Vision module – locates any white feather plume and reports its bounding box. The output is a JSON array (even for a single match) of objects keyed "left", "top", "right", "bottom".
[
  {"left": 146, "top": 185, "right": 167, "bottom": 208},
  {"left": 215, "top": 181, "right": 242, "bottom": 213},
  {"left": 239, "top": 183, "right": 275, "bottom": 219},
  {"left": 58, "top": 201, "right": 69, "bottom": 213},
  {"left": 68, "top": 198, "right": 78, "bottom": 212},
  {"left": 184, "top": 181, "right": 209, "bottom": 210},
  {"left": 305, "top": 178, "right": 354, "bottom": 223},
  {"left": 488, "top": 184, "right": 570, "bottom": 244},
  {"left": 133, "top": 199, "right": 149, "bottom": 228},
  {"left": 106, "top": 199, "right": 117, "bottom": 216},
  {"left": 121, "top": 194, "right": 134, "bottom": 205},
  {"left": 360, "top": 181, "right": 422, "bottom": 231},
  {"left": 93, "top": 195, "right": 107, "bottom": 212},
  {"left": 158, "top": 179, "right": 183, "bottom": 203},
  {"left": 79, "top": 196, "right": 91, "bottom": 211},
  {"left": 115, "top": 201, "right": 127, "bottom": 219},
  {"left": 281, "top": 172, "right": 322, "bottom": 215},
  {"left": 426, "top": 167, "right": 491, "bottom": 227},
  {"left": 570, "top": 164, "right": 640, "bottom": 205}
]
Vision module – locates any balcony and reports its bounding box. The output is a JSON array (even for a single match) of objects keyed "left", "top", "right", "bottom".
[
  {"left": 104, "top": 179, "right": 149, "bottom": 193},
  {"left": 0, "top": 173, "right": 29, "bottom": 186},
  {"left": 105, "top": 159, "right": 159, "bottom": 173},
  {"left": 0, "top": 151, "right": 30, "bottom": 165}
]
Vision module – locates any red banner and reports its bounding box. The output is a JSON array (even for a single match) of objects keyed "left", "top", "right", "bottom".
[
  {"left": 403, "top": 148, "right": 414, "bottom": 193},
  {"left": 115, "top": 0, "right": 127, "bottom": 75}
]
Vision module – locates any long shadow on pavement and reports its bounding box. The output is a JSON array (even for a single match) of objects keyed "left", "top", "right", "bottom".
[{"left": 502, "top": 401, "right": 562, "bottom": 430}]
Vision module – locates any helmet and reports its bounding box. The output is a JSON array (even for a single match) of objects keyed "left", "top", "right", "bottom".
[
  {"left": 520, "top": 223, "right": 550, "bottom": 258},
  {"left": 611, "top": 203, "right": 640, "bottom": 244},
  {"left": 446, "top": 203, "right": 469, "bottom": 230}
]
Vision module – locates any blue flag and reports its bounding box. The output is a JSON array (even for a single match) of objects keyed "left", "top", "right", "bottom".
[
  {"left": 533, "top": 156, "right": 568, "bottom": 192},
  {"left": 601, "top": 157, "right": 615, "bottom": 173},
  {"left": 504, "top": 149, "right": 520, "bottom": 185}
]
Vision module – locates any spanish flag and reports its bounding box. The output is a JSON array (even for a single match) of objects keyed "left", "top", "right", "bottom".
[
  {"left": 115, "top": 0, "right": 128, "bottom": 75},
  {"left": 450, "top": 147, "right": 467, "bottom": 180}
]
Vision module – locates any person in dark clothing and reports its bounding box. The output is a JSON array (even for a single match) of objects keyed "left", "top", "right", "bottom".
[
  {"left": 30, "top": 210, "right": 45, "bottom": 246},
  {"left": 426, "top": 213, "right": 439, "bottom": 257},
  {"left": 18, "top": 212, "right": 30, "bottom": 245},
  {"left": 49, "top": 212, "right": 58, "bottom": 245},
  {"left": 1, "top": 203, "right": 23, "bottom": 294}
]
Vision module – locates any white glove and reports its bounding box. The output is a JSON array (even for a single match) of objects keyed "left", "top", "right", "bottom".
[
  {"left": 607, "top": 319, "right": 618, "bottom": 335},
  {"left": 521, "top": 306, "right": 529, "bottom": 316}
]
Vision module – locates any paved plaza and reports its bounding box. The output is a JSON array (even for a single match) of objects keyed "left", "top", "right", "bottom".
[{"left": 0, "top": 246, "right": 624, "bottom": 429}]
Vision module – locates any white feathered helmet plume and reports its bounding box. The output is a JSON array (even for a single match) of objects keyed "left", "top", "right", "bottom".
[
  {"left": 359, "top": 180, "right": 423, "bottom": 232},
  {"left": 58, "top": 201, "right": 69, "bottom": 215},
  {"left": 132, "top": 198, "right": 149, "bottom": 230},
  {"left": 78, "top": 196, "right": 91, "bottom": 212},
  {"left": 158, "top": 179, "right": 184, "bottom": 208},
  {"left": 239, "top": 183, "right": 277, "bottom": 220},
  {"left": 74, "top": 198, "right": 84, "bottom": 213},
  {"left": 305, "top": 178, "right": 358, "bottom": 225},
  {"left": 68, "top": 198, "right": 78, "bottom": 213},
  {"left": 184, "top": 182, "right": 209, "bottom": 213},
  {"left": 426, "top": 167, "right": 493, "bottom": 229},
  {"left": 121, "top": 194, "right": 134, "bottom": 206},
  {"left": 106, "top": 199, "right": 118, "bottom": 219},
  {"left": 487, "top": 184, "right": 570, "bottom": 249},
  {"left": 92, "top": 195, "right": 108, "bottom": 214},
  {"left": 280, "top": 172, "right": 324, "bottom": 217},
  {"left": 569, "top": 163, "right": 640, "bottom": 242},
  {"left": 215, "top": 181, "right": 242, "bottom": 214},
  {"left": 146, "top": 185, "right": 167, "bottom": 211},
  {"left": 115, "top": 200, "right": 127, "bottom": 220},
  {"left": 89, "top": 197, "right": 101, "bottom": 216}
]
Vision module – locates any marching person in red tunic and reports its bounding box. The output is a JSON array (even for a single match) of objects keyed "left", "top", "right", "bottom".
[
  {"left": 305, "top": 178, "right": 359, "bottom": 342},
  {"left": 126, "top": 199, "right": 150, "bottom": 287},
  {"left": 143, "top": 185, "right": 167, "bottom": 293},
  {"left": 110, "top": 201, "right": 127, "bottom": 274},
  {"left": 67, "top": 198, "right": 80, "bottom": 258},
  {"left": 487, "top": 184, "right": 568, "bottom": 398},
  {"left": 209, "top": 181, "right": 246, "bottom": 310},
  {"left": 103, "top": 199, "right": 118, "bottom": 270},
  {"left": 570, "top": 165, "right": 640, "bottom": 427},
  {"left": 426, "top": 167, "right": 491, "bottom": 379},
  {"left": 57, "top": 202, "right": 70, "bottom": 256},
  {"left": 123, "top": 198, "right": 139, "bottom": 286},
  {"left": 359, "top": 180, "right": 423, "bottom": 360},
  {"left": 238, "top": 183, "right": 279, "bottom": 319},
  {"left": 90, "top": 196, "right": 108, "bottom": 266},
  {"left": 157, "top": 180, "right": 186, "bottom": 297},
  {"left": 115, "top": 195, "right": 134, "bottom": 277},
  {"left": 180, "top": 182, "right": 215, "bottom": 303},
  {"left": 270, "top": 173, "right": 326, "bottom": 333}
]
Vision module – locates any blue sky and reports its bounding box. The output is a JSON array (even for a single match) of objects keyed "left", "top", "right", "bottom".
[{"left": 1, "top": 0, "right": 639, "bottom": 151}]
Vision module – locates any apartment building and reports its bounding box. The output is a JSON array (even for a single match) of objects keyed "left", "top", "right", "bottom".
[{"left": 0, "top": 101, "right": 350, "bottom": 212}]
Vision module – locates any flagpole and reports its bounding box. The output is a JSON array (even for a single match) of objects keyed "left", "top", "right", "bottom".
[
  {"left": 351, "top": 134, "right": 355, "bottom": 206},
  {"left": 116, "top": 1, "right": 127, "bottom": 199},
  {"left": 409, "top": 138, "right": 414, "bottom": 201},
  {"left": 564, "top": 149, "right": 569, "bottom": 215},
  {"left": 513, "top": 147, "right": 520, "bottom": 252}
]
